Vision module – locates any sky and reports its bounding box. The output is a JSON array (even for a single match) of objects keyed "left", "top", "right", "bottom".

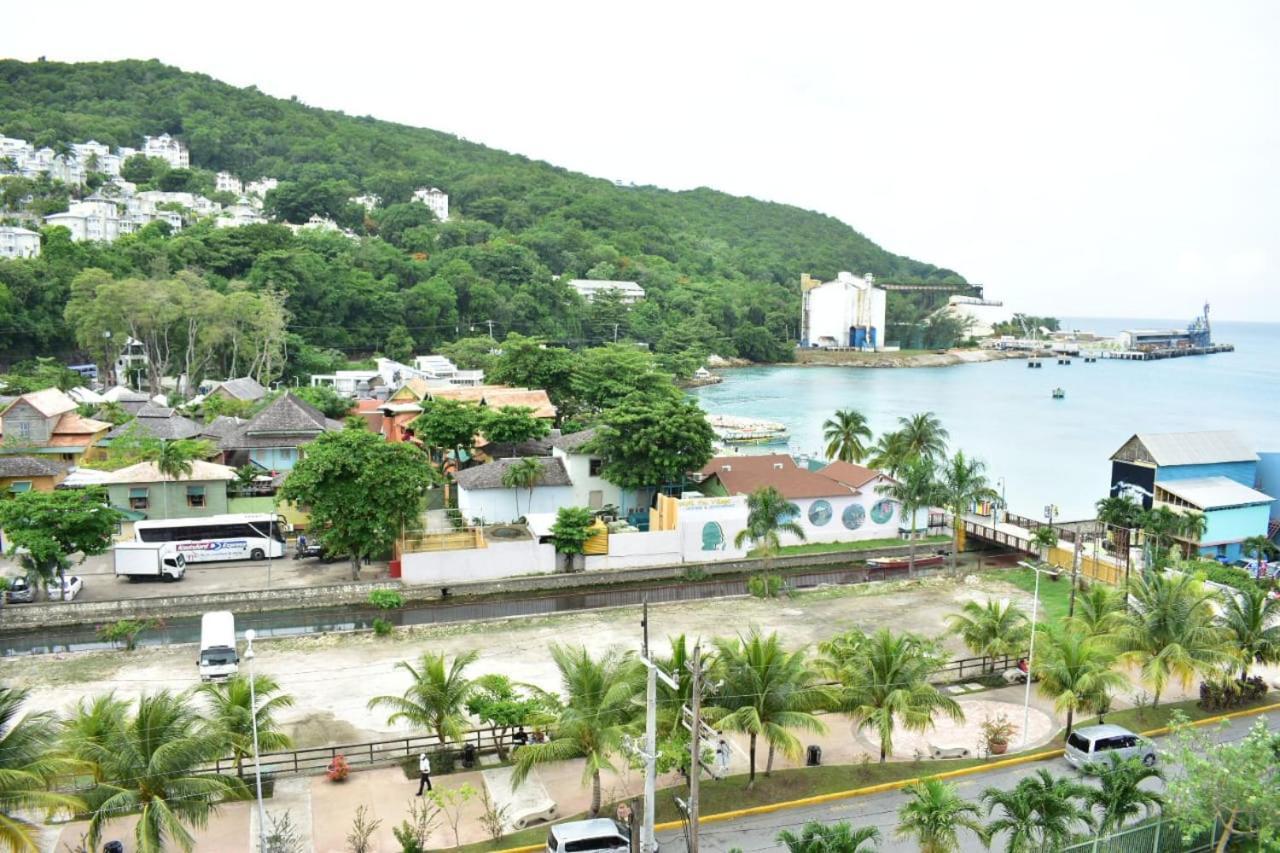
[{"left": 3, "top": 1, "right": 1278, "bottom": 322}]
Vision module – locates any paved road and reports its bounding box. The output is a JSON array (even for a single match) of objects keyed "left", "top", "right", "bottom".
[{"left": 657, "top": 711, "right": 1278, "bottom": 852}]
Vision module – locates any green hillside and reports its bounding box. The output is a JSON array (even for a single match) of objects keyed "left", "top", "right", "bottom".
[{"left": 0, "top": 58, "right": 967, "bottom": 368}]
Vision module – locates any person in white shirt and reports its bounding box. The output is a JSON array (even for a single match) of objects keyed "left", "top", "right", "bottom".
[{"left": 416, "top": 752, "right": 433, "bottom": 795}]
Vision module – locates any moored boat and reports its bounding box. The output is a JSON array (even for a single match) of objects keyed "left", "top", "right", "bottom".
[{"left": 866, "top": 553, "right": 946, "bottom": 570}]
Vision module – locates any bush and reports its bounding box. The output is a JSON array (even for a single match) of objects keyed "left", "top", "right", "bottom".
[
  {"left": 1202, "top": 564, "right": 1256, "bottom": 592},
  {"left": 372, "top": 618, "right": 394, "bottom": 637},
  {"left": 1198, "top": 675, "right": 1267, "bottom": 711},
  {"left": 96, "top": 618, "right": 161, "bottom": 651},
  {"left": 748, "top": 573, "right": 783, "bottom": 598},
  {"left": 367, "top": 589, "right": 404, "bottom": 610},
  {"left": 399, "top": 748, "right": 456, "bottom": 779}
]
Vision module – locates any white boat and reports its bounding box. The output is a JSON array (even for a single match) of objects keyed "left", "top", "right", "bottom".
[{"left": 707, "top": 414, "right": 789, "bottom": 446}]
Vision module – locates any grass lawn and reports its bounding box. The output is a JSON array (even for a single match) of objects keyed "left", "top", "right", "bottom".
[
  {"left": 986, "top": 567, "right": 1073, "bottom": 623},
  {"left": 1065, "top": 691, "right": 1278, "bottom": 738},
  {"left": 761, "top": 536, "right": 950, "bottom": 558}
]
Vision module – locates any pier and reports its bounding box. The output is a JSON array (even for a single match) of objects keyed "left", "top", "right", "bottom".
[{"left": 1105, "top": 343, "right": 1234, "bottom": 361}]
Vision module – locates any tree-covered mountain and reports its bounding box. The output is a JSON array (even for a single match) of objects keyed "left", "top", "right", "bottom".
[{"left": 0, "top": 58, "right": 966, "bottom": 370}]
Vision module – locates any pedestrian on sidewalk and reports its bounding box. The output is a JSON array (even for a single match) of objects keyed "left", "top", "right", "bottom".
[
  {"left": 416, "top": 752, "right": 433, "bottom": 795},
  {"left": 715, "top": 736, "right": 731, "bottom": 778}
]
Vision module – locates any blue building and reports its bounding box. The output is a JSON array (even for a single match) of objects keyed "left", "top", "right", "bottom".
[
  {"left": 217, "top": 392, "right": 343, "bottom": 473},
  {"left": 1109, "top": 430, "right": 1274, "bottom": 561}
]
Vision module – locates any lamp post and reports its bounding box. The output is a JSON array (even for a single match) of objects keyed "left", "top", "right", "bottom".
[
  {"left": 244, "top": 629, "right": 268, "bottom": 852},
  {"left": 1017, "top": 561, "right": 1054, "bottom": 749}
]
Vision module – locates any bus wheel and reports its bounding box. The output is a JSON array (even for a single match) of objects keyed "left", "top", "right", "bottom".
[{"left": 251, "top": 549, "right": 265, "bottom": 561}]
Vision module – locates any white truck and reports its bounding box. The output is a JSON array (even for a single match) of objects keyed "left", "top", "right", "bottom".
[
  {"left": 198, "top": 611, "right": 239, "bottom": 682},
  {"left": 113, "top": 541, "right": 186, "bottom": 582}
]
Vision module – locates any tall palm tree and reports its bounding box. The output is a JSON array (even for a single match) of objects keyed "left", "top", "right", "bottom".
[
  {"left": 500, "top": 457, "right": 544, "bottom": 519},
  {"left": 940, "top": 451, "right": 998, "bottom": 575},
  {"left": 734, "top": 486, "right": 805, "bottom": 573},
  {"left": 946, "top": 599, "right": 1030, "bottom": 672},
  {"left": 825, "top": 629, "right": 962, "bottom": 763},
  {"left": 1095, "top": 495, "right": 1141, "bottom": 530},
  {"left": 1175, "top": 511, "right": 1208, "bottom": 557},
  {"left": 982, "top": 769, "right": 1093, "bottom": 852},
  {"left": 779, "top": 821, "right": 881, "bottom": 853},
  {"left": 876, "top": 456, "right": 941, "bottom": 576},
  {"left": 1034, "top": 626, "right": 1128, "bottom": 740},
  {"left": 868, "top": 430, "right": 911, "bottom": 478},
  {"left": 149, "top": 438, "right": 202, "bottom": 521},
  {"left": 712, "top": 630, "right": 828, "bottom": 786},
  {"left": 1242, "top": 535, "right": 1278, "bottom": 569},
  {"left": 0, "top": 687, "right": 83, "bottom": 853},
  {"left": 513, "top": 644, "right": 644, "bottom": 816},
  {"left": 1138, "top": 505, "right": 1183, "bottom": 569},
  {"left": 896, "top": 412, "right": 950, "bottom": 462},
  {"left": 61, "top": 690, "right": 246, "bottom": 853},
  {"left": 199, "top": 674, "right": 294, "bottom": 777},
  {"left": 896, "top": 777, "right": 985, "bottom": 853},
  {"left": 822, "top": 408, "right": 873, "bottom": 463},
  {"left": 368, "top": 650, "right": 479, "bottom": 743},
  {"left": 1067, "top": 583, "right": 1126, "bottom": 641},
  {"left": 1117, "top": 570, "right": 1232, "bottom": 705},
  {"left": 1081, "top": 753, "right": 1164, "bottom": 834},
  {"left": 1219, "top": 583, "right": 1280, "bottom": 679},
  {"left": 1031, "top": 525, "right": 1058, "bottom": 563}
]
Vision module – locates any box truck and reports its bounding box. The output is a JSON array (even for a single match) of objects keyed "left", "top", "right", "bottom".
[
  {"left": 198, "top": 611, "right": 239, "bottom": 682},
  {"left": 113, "top": 541, "right": 186, "bottom": 582}
]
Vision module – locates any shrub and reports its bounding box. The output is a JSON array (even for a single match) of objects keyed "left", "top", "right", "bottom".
[
  {"left": 1202, "top": 564, "right": 1256, "bottom": 592},
  {"left": 326, "top": 753, "right": 350, "bottom": 782},
  {"left": 747, "top": 573, "right": 783, "bottom": 598},
  {"left": 372, "top": 617, "right": 394, "bottom": 637},
  {"left": 368, "top": 589, "right": 404, "bottom": 609},
  {"left": 682, "top": 567, "right": 709, "bottom": 582},
  {"left": 1198, "top": 675, "right": 1267, "bottom": 711},
  {"left": 96, "top": 618, "right": 161, "bottom": 651}
]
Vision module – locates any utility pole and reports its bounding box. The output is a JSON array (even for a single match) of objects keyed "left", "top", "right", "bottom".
[
  {"left": 486, "top": 319, "right": 495, "bottom": 339},
  {"left": 1069, "top": 536, "right": 1082, "bottom": 618},
  {"left": 687, "top": 644, "right": 704, "bottom": 853},
  {"left": 612, "top": 323, "right": 620, "bottom": 343}
]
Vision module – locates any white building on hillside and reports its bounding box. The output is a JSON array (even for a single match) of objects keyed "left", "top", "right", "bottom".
[
  {"left": 142, "top": 134, "right": 189, "bottom": 168},
  {"left": 568, "top": 279, "right": 646, "bottom": 304},
  {"left": 800, "top": 271, "right": 887, "bottom": 350},
  {"left": 0, "top": 226, "right": 41, "bottom": 259},
  {"left": 215, "top": 172, "right": 243, "bottom": 195},
  {"left": 45, "top": 201, "right": 131, "bottom": 242},
  {"left": 942, "top": 295, "right": 1011, "bottom": 339},
  {"left": 214, "top": 202, "right": 266, "bottom": 229},
  {"left": 351, "top": 193, "right": 381, "bottom": 212},
  {"left": 245, "top": 177, "right": 278, "bottom": 199},
  {"left": 411, "top": 186, "right": 449, "bottom": 221}
]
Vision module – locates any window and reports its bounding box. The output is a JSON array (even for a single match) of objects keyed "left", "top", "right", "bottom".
[
  {"left": 1066, "top": 732, "right": 1091, "bottom": 752},
  {"left": 588, "top": 458, "right": 604, "bottom": 477},
  {"left": 128, "top": 487, "right": 149, "bottom": 511},
  {"left": 186, "top": 485, "right": 206, "bottom": 508},
  {"left": 16, "top": 421, "right": 30, "bottom": 439},
  {"left": 8, "top": 481, "right": 32, "bottom": 494}
]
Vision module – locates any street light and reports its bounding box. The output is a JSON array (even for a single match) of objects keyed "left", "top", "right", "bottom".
[
  {"left": 1017, "top": 560, "right": 1056, "bottom": 749},
  {"left": 244, "top": 629, "right": 268, "bottom": 852}
]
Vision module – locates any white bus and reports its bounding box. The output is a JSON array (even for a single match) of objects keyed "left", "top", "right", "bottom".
[{"left": 133, "top": 513, "right": 288, "bottom": 563}]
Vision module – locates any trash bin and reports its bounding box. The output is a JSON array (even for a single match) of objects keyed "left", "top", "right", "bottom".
[
  {"left": 103, "top": 843, "right": 125, "bottom": 853},
  {"left": 462, "top": 742, "right": 477, "bottom": 768},
  {"left": 806, "top": 744, "right": 822, "bottom": 766}
]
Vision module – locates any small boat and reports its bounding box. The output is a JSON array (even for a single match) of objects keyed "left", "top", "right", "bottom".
[
  {"left": 866, "top": 554, "right": 946, "bottom": 570},
  {"left": 1052, "top": 388, "right": 1065, "bottom": 399}
]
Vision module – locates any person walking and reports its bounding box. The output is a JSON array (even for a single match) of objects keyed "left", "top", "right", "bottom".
[
  {"left": 416, "top": 752, "right": 433, "bottom": 795},
  {"left": 715, "top": 736, "right": 731, "bottom": 778}
]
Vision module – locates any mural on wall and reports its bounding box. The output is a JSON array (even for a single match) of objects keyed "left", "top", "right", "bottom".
[
  {"left": 842, "top": 504, "right": 865, "bottom": 530},
  {"left": 808, "top": 500, "right": 833, "bottom": 526},
  {"left": 871, "top": 499, "right": 897, "bottom": 525},
  {"left": 701, "top": 521, "right": 726, "bottom": 551}
]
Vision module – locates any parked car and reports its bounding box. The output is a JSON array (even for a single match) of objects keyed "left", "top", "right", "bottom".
[
  {"left": 1064, "top": 724, "right": 1156, "bottom": 769},
  {"left": 46, "top": 575, "right": 84, "bottom": 602},
  {"left": 5, "top": 577, "right": 35, "bottom": 604},
  {"left": 546, "top": 819, "right": 634, "bottom": 853}
]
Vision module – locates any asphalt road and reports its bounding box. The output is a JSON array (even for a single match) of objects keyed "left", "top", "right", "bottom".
[{"left": 656, "top": 711, "right": 1278, "bottom": 852}]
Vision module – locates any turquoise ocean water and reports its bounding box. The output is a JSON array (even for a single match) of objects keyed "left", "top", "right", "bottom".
[{"left": 689, "top": 319, "right": 1278, "bottom": 520}]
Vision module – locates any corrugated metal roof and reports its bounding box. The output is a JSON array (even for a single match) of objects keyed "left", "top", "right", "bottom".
[
  {"left": 1157, "top": 476, "right": 1273, "bottom": 510},
  {"left": 1132, "top": 431, "right": 1257, "bottom": 466}
]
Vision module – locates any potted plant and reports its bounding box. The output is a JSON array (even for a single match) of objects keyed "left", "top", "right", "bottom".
[
  {"left": 326, "top": 753, "right": 350, "bottom": 782},
  {"left": 981, "top": 713, "right": 1017, "bottom": 755}
]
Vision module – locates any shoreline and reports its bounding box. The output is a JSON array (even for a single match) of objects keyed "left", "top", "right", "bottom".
[{"left": 774, "top": 348, "right": 1030, "bottom": 369}]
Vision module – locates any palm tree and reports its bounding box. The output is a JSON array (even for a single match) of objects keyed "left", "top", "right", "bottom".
[
  {"left": 712, "top": 630, "right": 828, "bottom": 786},
  {"left": 656, "top": 634, "right": 701, "bottom": 740},
  {"left": 868, "top": 430, "right": 911, "bottom": 478},
  {"left": 1034, "top": 627, "right": 1127, "bottom": 740},
  {"left": 876, "top": 456, "right": 940, "bottom": 576},
  {"left": 896, "top": 777, "right": 985, "bottom": 853},
  {"left": 1095, "top": 495, "right": 1141, "bottom": 530},
  {"left": 1081, "top": 753, "right": 1164, "bottom": 834},
  {"left": 513, "top": 644, "right": 644, "bottom": 816},
  {"left": 61, "top": 690, "right": 246, "bottom": 853},
  {"left": 946, "top": 599, "right": 1029, "bottom": 672},
  {"left": 940, "top": 451, "right": 998, "bottom": 575},
  {"left": 1242, "top": 535, "right": 1278, "bottom": 569},
  {"left": 368, "top": 650, "right": 479, "bottom": 743},
  {"left": 896, "top": 412, "right": 950, "bottom": 462},
  {"left": 148, "top": 438, "right": 202, "bottom": 521},
  {"left": 734, "top": 486, "right": 805, "bottom": 573},
  {"left": 1138, "top": 505, "right": 1183, "bottom": 569},
  {"left": 1031, "top": 525, "right": 1058, "bottom": 563},
  {"left": 500, "top": 457, "right": 544, "bottom": 519},
  {"left": 0, "top": 687, "right": 83, "bottom": 853},
  {"left": 822, "top": 408, "right": 873, "bottom": 463},
  {"left": 1116, "top": 570, "right": 1232, "bottom": 705},
  {"left": 1067, "top": 583, "right": 1126, "bottom": 641},
  {"left": 779, "top": 821, "right": 881, "bottom": 853},
  {"left": 199, "top": 674, "right": 295, "bottom": 777},
  {"left": 1175, "top": 511, "right": 1208, "bottom": 557},
  {"left": 825, "top": 629, "right": 962, "bottom": 763},
  {"left": 982, "top": 769, "right": 1093, "bottom": 852},
  {"left": 1219, "top": 583, "right": 1280, "bottom": 679}
]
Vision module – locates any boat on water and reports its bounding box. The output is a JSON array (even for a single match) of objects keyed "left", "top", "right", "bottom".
[
  {"left": 1052, "top": 387, "right": 1065, "bottom": 399},
  {"left": 707, "top": 414, "right": 789, "bottom": 446},
  {"left": 866, "top": 554, "right": 947, "bottom": 570}
]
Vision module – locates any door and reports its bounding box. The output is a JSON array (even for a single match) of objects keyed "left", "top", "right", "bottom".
[{"left": 588, "top": 490, "right": 604, "bottom": 509}]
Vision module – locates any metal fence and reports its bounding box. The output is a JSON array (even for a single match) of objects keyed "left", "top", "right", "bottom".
[
  {"left": 1062, "top": 819, "right": 1222, "bottom": 853},
  {"left": 964, "top": 520, "right": 1033, "bottom": 553}
]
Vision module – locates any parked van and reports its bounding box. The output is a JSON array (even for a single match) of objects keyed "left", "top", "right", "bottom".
[
  {"left": 1064, "top": 724, "right": 1156, "bottom": 769},
  {"left": 114, "top": 542, "right": 186, "bottom": 582},
  {"left": 198, "top": 611, "right": 239, "bottom": 682},
  {"left": 546, "top": 819, "right": 632, "bottom": 853}
]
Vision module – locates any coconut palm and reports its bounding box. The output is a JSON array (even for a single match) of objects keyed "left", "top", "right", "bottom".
[
  {"left": 148, "top": 438, "right": 203, "bottom": 522},
  {"left": 1067, "top": 583, "right": 1126, "bottom": 641},
  {"left": 939, "top": 451, "right": 998, "bottom": 575},
  {"left": 512, "top": 644, "right": 644, "bottom": 816},
  {"left": 868, "top": 430, "right": 911, "bottom": 478},
  {"left": 1116, "top": 570, "right": 1232, "bottom": 705},
  {"left": 0, "top": 687, "right": 83, "bottom": 853},
  {"left": 826, "top": 628, "right": 962, "bottom": 763},
  {"left": 779, "top": 821, "right": 881, "bottom": 853},
  {"left": 946, "top": 599, "right": 1029, "bottom": 672},
  {"left": 1081, "top": 753, "right": 1164, "bottom": 833},
  {"left": 896, "top": 412, "right": 950, "bottom": 462},
  {"left": 712, "top": 629, "right": 828, "bottom": 787},
  {"left": 822, "top": 408, "right": 873, "bottom": 463},
  {"left": 1219, "top": 583, "right": 1280, "bottom": 679},
  {"left": 876, "top": 456, "right": 941, "bottom": 576},
  {"left": 199, "top": 674, "right": 295, "bottom": 777},
  {"left": 61, "top": 690, "right": 246, "bottom": 853},
  {"left": 1095, "top": 495, "right": 1141, "bottom": 530},
  {"left": 1138, "top": 505, "right": 1183, "bottom": 568},
  {"left": 655, "top": 633, "right": 700, "bottom": 739},
  {"left": 734, "top": 486, "right": 805, "bottom": 573},
  {"left": 1031, "top": 525, "right": 1058, "bottom": 563},
  {"left": 1242, "top": 535, "right": 1278, "bottom": 568},
  {"left": 982, "top": 769, "right": 1094, "bottom": 852},
  {"left": 1034, "top": 627, "right": 1128, "bottom": 740},
  {"left": 500, "top": 457, "right": 544, "bottom": 519},
  {"left": 368, "top": 650, "right": 480, "bottom": 743},
  {"left": 895, "top": 778, "right": 985, "bottom": 853}
]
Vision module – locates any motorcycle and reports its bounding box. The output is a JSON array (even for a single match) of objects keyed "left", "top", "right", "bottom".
[{"left": 293, "top": 541, "right": 325, "bottom": 560}]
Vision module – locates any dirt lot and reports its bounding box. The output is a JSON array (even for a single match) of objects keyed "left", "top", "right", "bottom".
[{"left": 1, "top": 574, "right": 1035, "bottom": 747}]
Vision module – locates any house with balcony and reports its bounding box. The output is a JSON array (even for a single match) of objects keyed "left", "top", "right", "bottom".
[{"left": 0, "top": 388, "right": 111, "bottom": 464}]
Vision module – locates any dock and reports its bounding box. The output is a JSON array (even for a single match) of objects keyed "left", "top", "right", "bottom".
[{"left": 1105, "top": 343, "right": 1234, "bottom": 361}]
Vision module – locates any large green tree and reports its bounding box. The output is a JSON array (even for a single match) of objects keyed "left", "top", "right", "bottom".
[
  {"left": 1034, "top": 626, "right": 1127, "bottom": 739},
  {"left": 0, "top": 487, "right": 120, "bottom": 599},
  {"left": 410, "top": 399, "right": 484, "bottom": 466},
  {"left": 588, "top": 392, "right": 714, "bottom": 497}
]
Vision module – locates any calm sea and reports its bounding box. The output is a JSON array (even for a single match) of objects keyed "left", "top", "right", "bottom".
[{"left": 689, "top": 319, "right": 1278, "bottom": 520}]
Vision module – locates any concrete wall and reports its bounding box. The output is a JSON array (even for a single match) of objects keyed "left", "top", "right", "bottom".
[
  {"left": 583, "top": 530, "right": 682, "bottom": 571},
  {"left": 457, "top": 485, "right": 574, "bottom": 525},
  {"left": 556, "top": 449, "right": 622, "bottom": 510},
  {"left": 401, "top": 538, "right": 556, "bottom": 585},
  {"left": 1198, "top": 503, "right": 1273, "bottom": 559}
]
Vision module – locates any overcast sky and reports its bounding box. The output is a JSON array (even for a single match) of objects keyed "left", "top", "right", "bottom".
[{"left": 4, "top": 1, "right": 1277, "bottom": 322}]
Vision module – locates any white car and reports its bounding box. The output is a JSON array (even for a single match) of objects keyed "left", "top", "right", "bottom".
[{"left": 46, "top": 575, "right": 84, "bottom": 602}]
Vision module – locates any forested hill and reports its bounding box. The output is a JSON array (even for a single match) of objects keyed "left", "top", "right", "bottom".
[{"left": 0, "top": 58, "right": 966, "bottom": 368}]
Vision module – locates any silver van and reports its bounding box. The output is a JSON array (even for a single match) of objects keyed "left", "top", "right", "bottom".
[
  {"left": 546, "top": 819, "right": 631, "bottom": 853},
  {"left": 1064, "top": 724, "right": 1156, "bottom": 769}
]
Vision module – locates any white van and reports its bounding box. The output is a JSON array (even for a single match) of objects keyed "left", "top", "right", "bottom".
[
  {"left": 546, "top": 820, "right": 632, "bottom": 853},
  {"left": 114, "top": 541, "right": 186, "bottom": 582},
  {"left": 198, "top": 611, "right": 239, "bottom": 682}
]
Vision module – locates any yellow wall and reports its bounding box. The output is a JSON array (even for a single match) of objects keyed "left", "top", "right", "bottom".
[{"left": 0, "top": 474, "right": 60, "bottom": 493}]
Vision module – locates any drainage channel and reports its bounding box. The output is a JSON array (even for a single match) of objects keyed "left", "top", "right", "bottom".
[{"left": 0, "top": 563, "right": 919, "bottom": 657}]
